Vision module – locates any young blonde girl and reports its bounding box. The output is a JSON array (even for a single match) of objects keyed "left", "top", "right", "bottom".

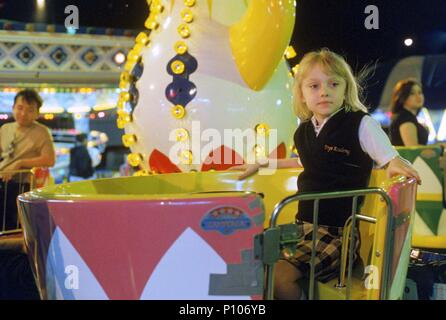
[{"left": 231, "top": 48, "right": 420, "bottom": 300}]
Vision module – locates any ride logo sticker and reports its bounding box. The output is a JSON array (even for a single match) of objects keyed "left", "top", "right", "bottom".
[{"left": 201, "top": 206, "right": 252, "bottom": 235}]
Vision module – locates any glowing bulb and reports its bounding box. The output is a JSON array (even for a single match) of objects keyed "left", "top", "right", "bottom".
[
  {"left": 113, "top": 52, "right": 126, "bottom": 65},
  {"left": 36, "top": 0, "right": 45, "bottom": 10},
  {"left": 175, "top": 128, "right": 190, "bottom": 142},
  {"left": 174, "top": 41, "right": 188, "bottom": 54},
  {"left": 255, "top": 124, "right": 270, "bottom": 136},
  {"left": 117, "top": 119, "right": 126, "bottom": 129},
  {"left": 171, "top": 60, "right": 185, "bottom": 74},
  {"left": 285, "top": 46, "right": 297, "bottom": 59},
  {"left": 184, "top": 0, "right": 196, "bottom": 7},
  {"left": 179, "top": 150, "right": 193, "bottom": 165},
  {"left": 178, "top": 24, "right": 191, "bottom": 38},
  {"left": 128, "top": 153, "right": 143, "bottom": 167},
  {"left": 120, "top": 71, "right": 131, "bottom": 84},
  {"left": 119, "top": 81, "right": 129, "bottom": 90},
  {"left": 135, "top": 32, "right": 150, "bottom": 46},
  {"left": 150, "top": 2, "right": 164, "bottom": 13},
  {"left": 292, "top": 64, "right": 299, "bottom": 75},
  {"left": 117, "top": 113, "right": 132, "bottom": 129},
  {"left": 133, "top": 43, "right": 144, "bottom": 53},
  {"left": 145, "top": 16, "right": 159, "bottom": 30},
  {"left": 124, "top": 60, "right": 135, "bottom": 72},
  {"left": 122, "top": 134, "right": 137, "bottom": 147},
  {"left": 120, "top": 91, "right": 131, "bottom": 102},
  {"left": 181, "top": 9, "right": 194, "bottom": 23},
  {"left": 171, "top": 105, "right": 186, "bottom": 119},
  {"left": 127, "top": 49, "right": 140, "bottom": 63},
  {"left": 404, "top": 38, "right": 413, "bottom": 46}
]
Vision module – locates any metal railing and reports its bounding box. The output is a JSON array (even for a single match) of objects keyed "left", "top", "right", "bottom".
[
  {"left": 337, "top": 213, "right": 377, "bottom": 296},
  {"left": 0, "top": 169, "right": 37, "bottom": 236},
  {"left": 265, "top": 187, "right": 394, "bottom": 300}
]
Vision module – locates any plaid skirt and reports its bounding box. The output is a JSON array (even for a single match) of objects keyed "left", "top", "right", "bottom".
[{"left": 282, "top": 220, "right": 360, "bottom": 280}]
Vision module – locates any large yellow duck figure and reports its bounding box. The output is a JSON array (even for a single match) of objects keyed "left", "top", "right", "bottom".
[{"left": 118, "top": 0, "right": 297, "bottom": 173}]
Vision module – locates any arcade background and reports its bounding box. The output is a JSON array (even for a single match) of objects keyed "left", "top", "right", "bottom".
[{"left": 1, "top": 0, "right": 446, "bottom": 180}]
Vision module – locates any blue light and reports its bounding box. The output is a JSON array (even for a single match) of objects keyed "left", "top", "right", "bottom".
[{"left": 67, "top": 27, "right": 77, "bottom": 35}]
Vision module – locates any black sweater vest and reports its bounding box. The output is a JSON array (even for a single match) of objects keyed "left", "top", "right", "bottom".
[{"left": 294, "top": 108, "right": 373, "bottom": 227}]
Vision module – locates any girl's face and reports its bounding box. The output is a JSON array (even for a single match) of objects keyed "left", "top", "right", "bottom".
[
  {"left": 300, "top": 64, "right": 346, "bottom": 122},
  {"left": 404, "top": 84, "right": 424, "bottom": 111}
]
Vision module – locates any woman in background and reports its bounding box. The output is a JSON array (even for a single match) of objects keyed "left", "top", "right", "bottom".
[{"left": 389, "top": 79, "right": 429, "bottom": 146}]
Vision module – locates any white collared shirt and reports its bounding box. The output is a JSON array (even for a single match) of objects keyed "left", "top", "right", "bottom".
[
  {"left": 302, "top": 111, "right": 399, "bottom": 168},
  {"left": 310, "top": 107, "right": 344, "bottom": 135}
]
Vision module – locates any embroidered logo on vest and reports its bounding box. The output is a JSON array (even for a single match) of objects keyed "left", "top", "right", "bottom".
[{"left": 324, "top": 144, "right": 351, "bottom": 156}]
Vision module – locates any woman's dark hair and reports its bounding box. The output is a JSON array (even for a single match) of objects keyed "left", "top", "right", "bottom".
[
  {"left": 13, "top": 89, "right": 43, "bottom": 110},
  {"left": 390, "top": 78, "right": 422, "bottom": 115}
]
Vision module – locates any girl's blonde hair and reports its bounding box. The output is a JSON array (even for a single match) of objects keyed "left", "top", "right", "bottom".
[{"left": 293, "top": 48, "right": 368, "bottom": 121}]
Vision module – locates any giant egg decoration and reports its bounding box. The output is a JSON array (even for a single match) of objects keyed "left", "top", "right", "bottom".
[{"left": 118, "top": 0, "right": 297, "bottom": 173}]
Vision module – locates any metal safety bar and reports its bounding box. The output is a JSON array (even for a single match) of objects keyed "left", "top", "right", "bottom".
[
  {"left": 265, "top": 187, "right": 394, "bottom": 300},
  {"left": 337, "top": 213, "right": 377, "bottom": 297},
  {"left": 0, "top": 169, "right": 37, "bottom": 236}
]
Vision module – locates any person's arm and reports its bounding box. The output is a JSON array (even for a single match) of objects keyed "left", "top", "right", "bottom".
[
  {"left": 1, "top": 142, "right": 56, "bottom": 182},
  {"left": 359, "top": 116, "right": 421, "bottom": 184},
  {"left": 273, "top": 158, "right": 302, "bottom": 169},
  {"left": 399, "top": 122, "right": 420, "bottom": 146},
  {"left": 359, "top": 116, "right": 398, "bottom": 168},
  {"left": 229, "top": 157, "right": 302, "bottom": 180},
  {"left": 15, "top": 142, "right": 56, "bottom": 169},
  {"left": 385, "top": 156, "right": 421, "bottom": 184}
]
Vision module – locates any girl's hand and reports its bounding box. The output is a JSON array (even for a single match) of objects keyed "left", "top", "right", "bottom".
[
  {"left": 386, "top": 157, "right": 422, "bottom": 185},
  {"left": 228, "top": 163, "right": 262, "bottom": 180}
]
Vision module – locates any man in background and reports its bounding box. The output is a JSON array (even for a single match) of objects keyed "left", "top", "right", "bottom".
[
  {"left": 0, "top": 89, "right": 55, "bottom": 300},
  {"left": 0, "top": 89, "right": 55, "bottom": 230}
]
